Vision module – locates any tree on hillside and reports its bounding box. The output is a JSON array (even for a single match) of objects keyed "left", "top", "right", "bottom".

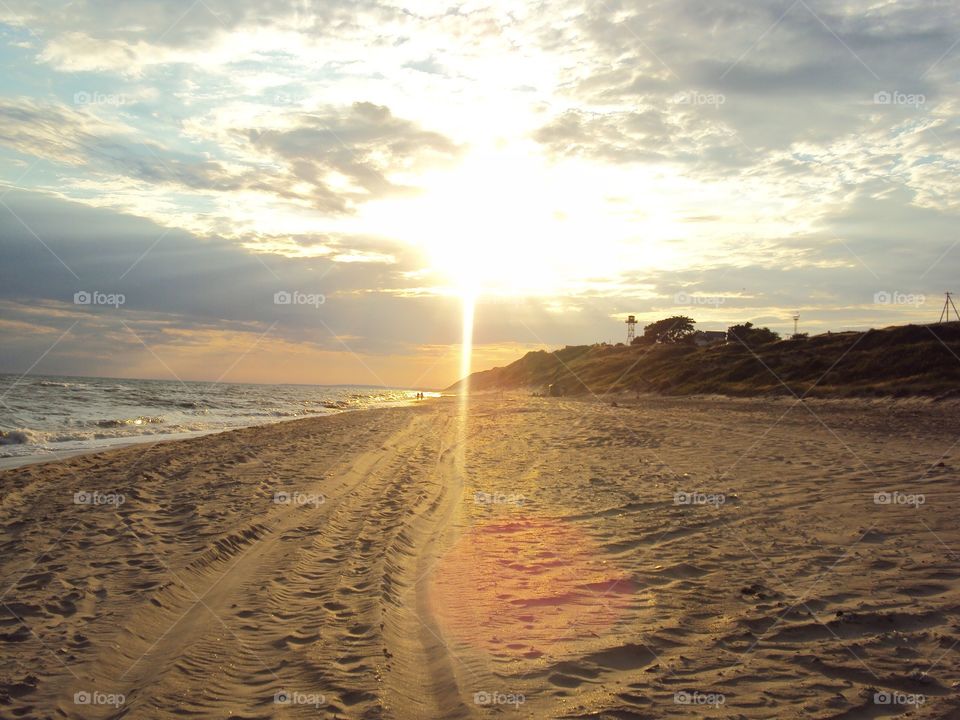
[
  {"left": 638, "top": 316, "right": 696, "bottom": 344},
  {"left": 727, "top": 322, "right": 780, "bottom": 347}
]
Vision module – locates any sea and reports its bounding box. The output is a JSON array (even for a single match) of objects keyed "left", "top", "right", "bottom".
[{"left": 0, "top": 374, "right": 431, "bottom": 467}]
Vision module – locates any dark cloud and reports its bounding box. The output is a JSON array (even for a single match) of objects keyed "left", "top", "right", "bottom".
[
  {"left": 0, "top": 189, "right": 446, "bottom": 356},
  {"left": 534, "top": 0, "right": 960, "bottom": 163}
]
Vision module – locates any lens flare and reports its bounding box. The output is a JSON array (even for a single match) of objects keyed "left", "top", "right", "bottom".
[
  {"left": 429, "top": 516, "right": 636, "bottom": 659},
  {"left": 458, "top": 291, "right": 476, "bottom": 390}
]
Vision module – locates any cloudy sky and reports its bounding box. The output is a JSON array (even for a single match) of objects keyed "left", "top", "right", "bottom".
[{"left": 0, "top": 0, "right": 958, "bottom": 387}]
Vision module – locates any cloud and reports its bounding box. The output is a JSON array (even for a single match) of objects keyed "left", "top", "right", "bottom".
[
  {"left": 533, "top": 1, "right": 960, "bottom": 161},
  {"left": 246, "top": 102, "right": 461, "bottom": 202},
  {"left": 3, "top": 0, "right": 400, "bottom": 72},
  {"left": 533, "top": 106, "right": 733, "bottom": 165},
  {"left": 0, "top": 188, "right": 432, "bottom": 344},
  {"left": 0, "top": 97, "right": 255, "bottom": 193},
  {"left": 0, "top": 97, "right": 459, "bottom": 232}
]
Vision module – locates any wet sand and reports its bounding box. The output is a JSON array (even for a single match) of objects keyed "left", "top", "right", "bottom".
[{"left": 1, "top": 394, "right": 959, "bottom": 718}]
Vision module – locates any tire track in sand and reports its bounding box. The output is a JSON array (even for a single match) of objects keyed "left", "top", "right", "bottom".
[{"left": 51, "top": 408, "right": 467, "bottom": 718}]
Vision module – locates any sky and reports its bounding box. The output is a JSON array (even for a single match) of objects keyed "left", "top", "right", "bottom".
[{"left": 0, "top": 0, "right": 958, "bottom": 388}]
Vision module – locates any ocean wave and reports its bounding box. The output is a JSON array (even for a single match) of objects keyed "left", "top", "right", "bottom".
[
  {"left": 1, "top": 422, "right": 210, "bottom": 448},
  {"left": 8, "top": 429, "right": 89, "bottom": 446},
  {"left": 0, "top": 377, "right": 420, "bottom": 459},
  {"left": 94, "top": 416, "right": 166, "bottom": 428},
  {"left": 89, "top": 423, "right": 204, "bottom": 440},
  {"left": 139, "top": 395, "right": 200, "bottom": 408},
  {"left": 50, "top": 431, "right": 101, "bottom": 443},
  {"left": 0, "top": 429, "right": 38, "bottom": 445}
]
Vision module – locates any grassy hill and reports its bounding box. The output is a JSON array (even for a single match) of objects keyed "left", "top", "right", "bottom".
[{"left": 448, "top": 323, "right": 960, "bottom": 398}]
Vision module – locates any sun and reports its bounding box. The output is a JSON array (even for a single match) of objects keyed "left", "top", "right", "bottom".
[
  {"left": 354, "top": 137, "right": 714, "bottom": 309},
  {"left": 406, "top": 144, "right": 568, "bottom": 297},
  {"left": 361, "top": 142, "right": 632, "bottom": 298}
]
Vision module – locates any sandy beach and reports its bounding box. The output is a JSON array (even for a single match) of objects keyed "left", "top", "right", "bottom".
[{"left": 1, "top": 394, "right": 959, "bottom": 718}]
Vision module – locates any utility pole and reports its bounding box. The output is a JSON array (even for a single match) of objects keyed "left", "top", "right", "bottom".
[{"left": 939, "top": 292, "right": 960, "bottom": 323}]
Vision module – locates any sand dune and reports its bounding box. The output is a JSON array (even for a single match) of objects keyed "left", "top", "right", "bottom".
[{"left": 1, "top": 395, "right": 959, "bottom": 718}]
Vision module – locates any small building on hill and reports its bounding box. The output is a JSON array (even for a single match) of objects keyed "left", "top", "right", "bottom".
[{"left": 692, "top": 330, "right": 726, "bottom": 347}]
